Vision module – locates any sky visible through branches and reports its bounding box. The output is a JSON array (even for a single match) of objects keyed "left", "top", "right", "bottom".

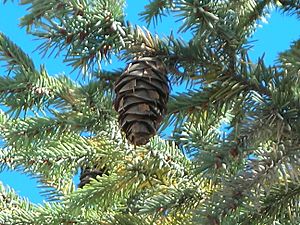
[{"left": 0, "top": 1, "right": 299, "bottom": 204}]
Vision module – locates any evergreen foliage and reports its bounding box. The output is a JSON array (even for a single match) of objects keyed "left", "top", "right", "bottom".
[{"left": 0, "top": 0, "right": 300, "bottom": 224}]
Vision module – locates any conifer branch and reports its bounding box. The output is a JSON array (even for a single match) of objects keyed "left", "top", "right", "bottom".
[
  {"left": 279, "top": 40, "right": 300, "bottom": 74},
  {"left": 0, "top": 1, "right": 299, "bottom": 224},
  {"left": 139, "top": 0, "right": 173, "bottom": 26},
  {"left": 0, "top": 33, "right": 35, "bottom": 73},
  {"left": 0, "top": 182, "right": 36, "bottom": 224},
  {"left": 64, "top": 137, "right": 190, "bottom": 210},
  {"left": 236, "top": 0, "right": 272, "bottom": 34},
  {"left": 195, "top": 141, "right": 300, "bottom": 224},
  {"left": 20, "top": 0, "right": 126, "bottom": 73},
  {"left": 240, "top": 182, "right": 300, "bottom": 225},
  {"left": 278, "top": 0, "right": 300, "bottom": 18}
]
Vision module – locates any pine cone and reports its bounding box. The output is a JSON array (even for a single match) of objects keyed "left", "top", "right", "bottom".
[
  {"left": 114, "top": 57, "right": 169, "bottom": 146},
  {"left": 78, "top": 166, "right": 107, "bottom": 188}
]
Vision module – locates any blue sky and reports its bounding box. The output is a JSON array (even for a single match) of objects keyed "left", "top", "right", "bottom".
[{"left": 0, "top": 1, "right": 299, "bottom": 204}]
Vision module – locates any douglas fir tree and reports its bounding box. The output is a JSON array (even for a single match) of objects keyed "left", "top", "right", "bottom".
[{"left": 0, "top": 0, "right": 300, "bottom": 224}]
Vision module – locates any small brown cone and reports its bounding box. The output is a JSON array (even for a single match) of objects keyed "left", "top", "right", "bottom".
[
  {"left": 78, "top": 166, "right": 108, "bottom": 188},
  {"left": 114, "top": 57, "right": 169, "bottom": 146}
]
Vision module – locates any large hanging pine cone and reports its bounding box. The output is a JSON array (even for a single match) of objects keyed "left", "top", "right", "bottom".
[{"left": 114, "top": 57, "right": 169, "bottom": 146}]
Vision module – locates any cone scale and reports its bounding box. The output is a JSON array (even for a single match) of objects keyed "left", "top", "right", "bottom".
[{"left": 114, "top": 57, "right": 169, "bottom": 146}]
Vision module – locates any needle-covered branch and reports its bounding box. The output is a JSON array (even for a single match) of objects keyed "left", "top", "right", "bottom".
[
  {"left": 277, "top": 0, "right": 300, "bottom": 18},
  {"left": 240, "top": 182, "right": 300, "bottom": 225},
  {"left": 20, "top": 0, "right": 126, "bottom": 73},
  {"left": 0, "top": 33, "right": 35, "bottom": 73},
  {"left": 64, "top": 137, "right": 190, "bottom": 210},
  {"left": 139, "top": 0, "right": 174, "bottom": 26},
  {"left": 194, "top": 140, "right": 300, "bottom": 224},
  {"left": 0, "top": 0, "right": 300, "bottom": 224},
  {"left": 0, "top": 182, "right": 36, "bottom": 224}
]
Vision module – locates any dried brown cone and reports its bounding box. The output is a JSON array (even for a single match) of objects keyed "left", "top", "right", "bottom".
[
  {"left": 114, "top": 57, "right": 169, "bottom": 146},
  {"left": 78, "top": 166, "right": 108, "bottom": 188}
]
